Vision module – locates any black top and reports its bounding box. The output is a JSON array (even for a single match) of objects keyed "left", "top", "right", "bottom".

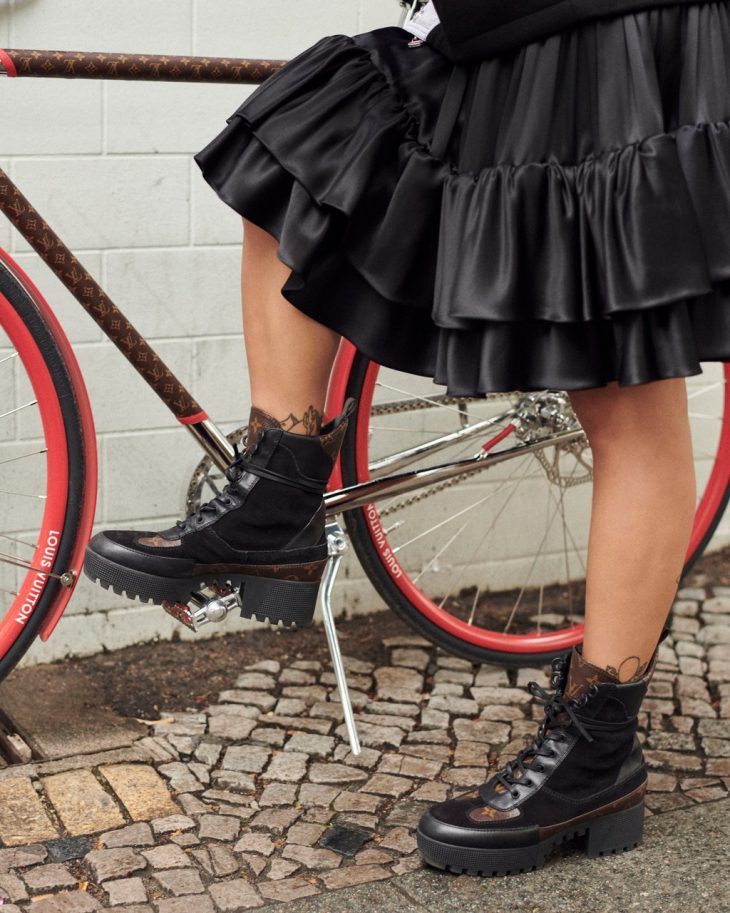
[{"left": 427, "top": 0, "right": 712, "bottom": 63}]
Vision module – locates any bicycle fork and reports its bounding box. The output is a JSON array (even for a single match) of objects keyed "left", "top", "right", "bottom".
[{"left": 161, "top": 520, "right": 362, "bottom": 755}]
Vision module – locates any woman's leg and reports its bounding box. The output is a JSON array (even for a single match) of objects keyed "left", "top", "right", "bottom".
[
  {"left": 567, "top": 377, "right": 696, "bottom": 681},
  {"left": 241, "top": 217, "right": 341, "bottom": 434}
]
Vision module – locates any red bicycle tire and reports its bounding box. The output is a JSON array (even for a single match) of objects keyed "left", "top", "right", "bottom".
[
  {"left": 333, "top": 347, "right": 730, "bottom": 665},
  {"left": 0, "top": 252, "right": 95, "bottom": 678}
]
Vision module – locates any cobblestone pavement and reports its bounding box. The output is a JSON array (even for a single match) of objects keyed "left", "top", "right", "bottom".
[{"left": 0, "top": 586, "right": 728, "bottom": 911}]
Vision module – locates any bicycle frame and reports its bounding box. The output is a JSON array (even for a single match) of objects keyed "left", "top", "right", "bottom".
[{"left": 0, "top": 46, "right": 579, "bottom": 519}]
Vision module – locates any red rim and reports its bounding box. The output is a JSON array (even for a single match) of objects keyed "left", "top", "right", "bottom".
[
  {"left": 350, "top": 360, "right": 730, "bottom": 654},
  {"left": 0, "top": 292, "right": 69, "bottom": 654},
  {"left": 0, "top": 249, "right": 98, "bottom": 642}
]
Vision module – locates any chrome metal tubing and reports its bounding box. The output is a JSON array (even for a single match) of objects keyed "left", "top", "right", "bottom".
[
  {"left": 323, "top": 427, "right": 585, "bottom": 517},
  {"left": 185, "top": 419, "right": 236, "bottom": 472},
  {"left": 368, "top": 407, "right": 518, "bottom": 478},
  {"left": 319, "top": 521, "right": 360, "bottom": 755}
]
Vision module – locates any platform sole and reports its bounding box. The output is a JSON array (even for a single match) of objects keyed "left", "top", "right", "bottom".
[
  {"left": 83, "top": 547, "right": 327, "bottom": 627},
  {"left": 416, "top": 800, "right": 645, "bottom": 876}
]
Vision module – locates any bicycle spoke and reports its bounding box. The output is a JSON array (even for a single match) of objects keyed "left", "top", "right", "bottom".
[
  {"left": 0, "top": 533, "right": 37, "bottom": 551},
  {"left": 0, "top": 550, "right": 63, "bottom": 579},
  {"left": 0, "top": 400, "right": 38, "bottom": 421},
  {"left": 0, "top": 449, "right": 47, "bottom": 467}
]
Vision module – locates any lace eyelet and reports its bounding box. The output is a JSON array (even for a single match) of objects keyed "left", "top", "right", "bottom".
[
  {"left": 511, "top": 790, "right": 519, "bottom": 798},
  {"left": 588, "top": 683, "right": 600, "bottom": 697}
]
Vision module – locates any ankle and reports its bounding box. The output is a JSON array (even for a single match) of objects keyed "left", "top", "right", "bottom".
[{"left": 246, "top": 402, "right": 325, "bottom": 439}]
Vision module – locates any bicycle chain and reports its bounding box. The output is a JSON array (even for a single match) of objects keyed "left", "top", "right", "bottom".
[{"left": 370, "top": 392, "right": 518, "bottom": 416}]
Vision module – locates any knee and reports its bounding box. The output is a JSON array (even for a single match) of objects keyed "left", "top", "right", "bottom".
[{"left": 568, "top": 377, "right": 689, "bottom": 457}]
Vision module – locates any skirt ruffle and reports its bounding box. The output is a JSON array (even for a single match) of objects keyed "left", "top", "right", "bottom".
[{"left": 194, "top": 3, "right": 730, "bottom": 393}]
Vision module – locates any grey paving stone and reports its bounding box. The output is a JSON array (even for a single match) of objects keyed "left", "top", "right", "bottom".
[
  {"left": 234, "top": 672, "right": 277, "bottom": 690},
  {"left": 361, "top": 774, "right": 412, "bottom": 797},
  {"left": 156, "top": 898, "right": 216, "bottom": 913},
  {"left": 150, "top": 815, "right": 196, "bottom": 834},
  {"left": 207, "top": 714, "right": 258, "bottom": 741},
  {"left": 298, "top": 784, "right": 341, "bottom": 807},
  {"left": 308, "top": 763, "right": 368, "bottom": 785},
  {"left": 280, "top": 669, "right": 318, "bottom": 685},
  {"left": 331, "top": 745, "right": 382, "bottom": 769},
  {"left": 153, "top": 867, "right": 205, "bottom": 895},
  {"left": 267, "top": 858, "right": 301, "bottom": 880},
  {"left": 286, "top": 822, "right": 326, "bottom": 846},
  {"left": 0, "top": 873, "right": 27, "bottom": 903},
  {"left": 283, "top": 733, "right": 336, "bottom": 757},
  {"left": 247, "top": 807, "right": 301, "bottom": 832},
  {"left": 100, "top": 823, "right": 154, "bottom": 848},
  {"left": 23, "top": 863, "right": 77, "bottom": 892},
  {"left": 84, "top": 848, "right": 146, "bottom": 882},
  {"left": 258, "top": 876, "right": 320, "bottom": 903},
  {"left": 222, "top": 744, "right": 272, "bottom": 773},
  {"left": 105, "top": 877, "right": 147, "bottom": 906},
  {"left": 209, "top": 878, "right": 264, "bottom": 910},
  {"left": 0, "top": 844, "right": 47, "bottom": 872},
  {"left": 22, "top": 890, "right": 101, "bottom": 912},
  {"left": 262, "top": 751, "right": 309, "bottom": 782},
  {"left": 281, "top": 844, "right": 341, "bottom": 869},
  {"left": 209, "top": 770, "right": 257, "bottom": 792},
  {"left": 390, "top": 649, "right": 431, "bottom": 671},
  {"left": 333, "top": 721, "right": 405, "bottom": 750},
  {"left": 245, "top": 660, "right": 281, "bottom": 675},
  {"left": 140, "top": 844, "right": 190, "bottom": 869},
  {"left": 197, "top": 813, "right": 240, "bottom": 842},
  {"left": 156, "top": 762, "right": 204, "bottom": 793}
]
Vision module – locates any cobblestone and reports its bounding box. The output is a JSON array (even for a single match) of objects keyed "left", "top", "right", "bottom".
[
  {"left": 105, "top": 877, "right": 147, "bottom": 905},
  {"left": 85, "top": 848, "right": 146, "bottom": 882},
  {"left": 4, "top": 588, "right": 729, "bottom": 909},
  {"left": 23, "top": 863, "right": 77, "bottom": 892}
]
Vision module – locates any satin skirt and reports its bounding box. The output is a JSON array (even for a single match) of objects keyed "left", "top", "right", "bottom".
[{"left": 194, "top": 2, "right": 730, "bottom": 394}]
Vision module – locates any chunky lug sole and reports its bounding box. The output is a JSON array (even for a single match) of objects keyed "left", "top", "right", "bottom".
[
  {"left": 83, "top": 547, "right": 328, "bottom": 627},
  {"left": 416, "top": 800, "right": 645, "bottom": 877}
]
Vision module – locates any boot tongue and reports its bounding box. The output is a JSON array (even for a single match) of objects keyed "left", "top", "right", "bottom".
[{"left": 563, "top": 646, "right": 619, "bottom": 702}]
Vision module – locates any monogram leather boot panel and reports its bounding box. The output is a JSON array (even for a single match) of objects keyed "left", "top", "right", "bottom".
[
  {"left": 416, "top": 626, "right": 670, "bottom": 875},
  {"left": 83, "top": 398, "right": 356, "bottom": 624}
]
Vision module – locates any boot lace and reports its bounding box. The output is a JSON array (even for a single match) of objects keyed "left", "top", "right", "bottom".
[
  {"left": 493, "top": 657, "right": 600, "bottom": 798},
  {"left": 176, "top": 434, "right": 260, "bottom": 533}
]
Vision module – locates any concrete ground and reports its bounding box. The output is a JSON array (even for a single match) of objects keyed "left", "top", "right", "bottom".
[{"left": 0, "top": 583, "right": 726, "bottom": 913}]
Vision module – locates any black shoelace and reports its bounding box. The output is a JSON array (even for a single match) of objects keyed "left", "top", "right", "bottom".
[
  {"left": 492, "top": 658, "right": 599, "bottom": 797},
  {"left": 176, "top": 435, "right": 260, "bottom": 534}
]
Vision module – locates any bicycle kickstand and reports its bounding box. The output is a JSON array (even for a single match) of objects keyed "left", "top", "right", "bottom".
[
  {"left": 161, "top": 519, "right": 361, "bottom": 755},
  {"left": 319, "top": 520, "right": 361, "bottom": 756}
]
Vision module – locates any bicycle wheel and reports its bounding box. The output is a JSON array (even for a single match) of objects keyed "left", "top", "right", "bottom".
[
  {"left": 0, "top": 252, "right": 93, "bottom": 680},
  {"left": 336, "top": 347, "right": 730, "bottom": 666}
]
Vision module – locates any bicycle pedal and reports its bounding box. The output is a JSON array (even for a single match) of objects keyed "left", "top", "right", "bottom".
[{"left": 162, "top": 587, "right": 241, "bottom": 632}]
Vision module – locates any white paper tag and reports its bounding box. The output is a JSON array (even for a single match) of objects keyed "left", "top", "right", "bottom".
[{"left": 402, "top": 1, "right": 441, "bottom": 41}]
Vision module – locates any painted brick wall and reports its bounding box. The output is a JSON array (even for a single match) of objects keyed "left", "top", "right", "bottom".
[{"left": 1, "top": 0, "right": 726, "bottom": 665}]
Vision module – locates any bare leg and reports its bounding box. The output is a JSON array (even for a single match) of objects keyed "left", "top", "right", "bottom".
[
  {"left": 567, "top": 377, "right": 696, "bottom": 680},
  {"left": 241, "top": 217, "right": 341, "bottom": 434}
]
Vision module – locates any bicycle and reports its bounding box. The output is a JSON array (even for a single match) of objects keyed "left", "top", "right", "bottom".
[{"left": 0, "top": 24, "right": 729, "bottom": 751}]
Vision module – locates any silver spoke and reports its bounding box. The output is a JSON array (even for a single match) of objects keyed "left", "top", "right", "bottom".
[
  {"left": 0, "top": 400, "right": 38, "bottom": 421},
  {"left": 0, "top": 490, "right": 47, "bottom": 500},
  {"left": 0, "top": 448, "right": 47, "bottom": 467}
]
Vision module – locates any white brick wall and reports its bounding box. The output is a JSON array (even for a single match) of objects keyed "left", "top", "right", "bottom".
[
  {"left": 1, "top": 0, "right": 726, "bottom": 665},
  {"left": 2, "top": 0, "right": 403, "bottom": 664}
]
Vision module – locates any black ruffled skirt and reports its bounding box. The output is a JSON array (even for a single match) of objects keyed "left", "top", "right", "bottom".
[{"left": 194, "top": 2, "right": 730, "bottom": 394}]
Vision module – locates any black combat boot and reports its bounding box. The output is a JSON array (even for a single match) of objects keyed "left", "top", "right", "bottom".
[
  {"left": 416, "top": 626, "right": 671, "bottom": 876},
  {"left": 83, "top": 398, "right": 356, "bottom": 626}
]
